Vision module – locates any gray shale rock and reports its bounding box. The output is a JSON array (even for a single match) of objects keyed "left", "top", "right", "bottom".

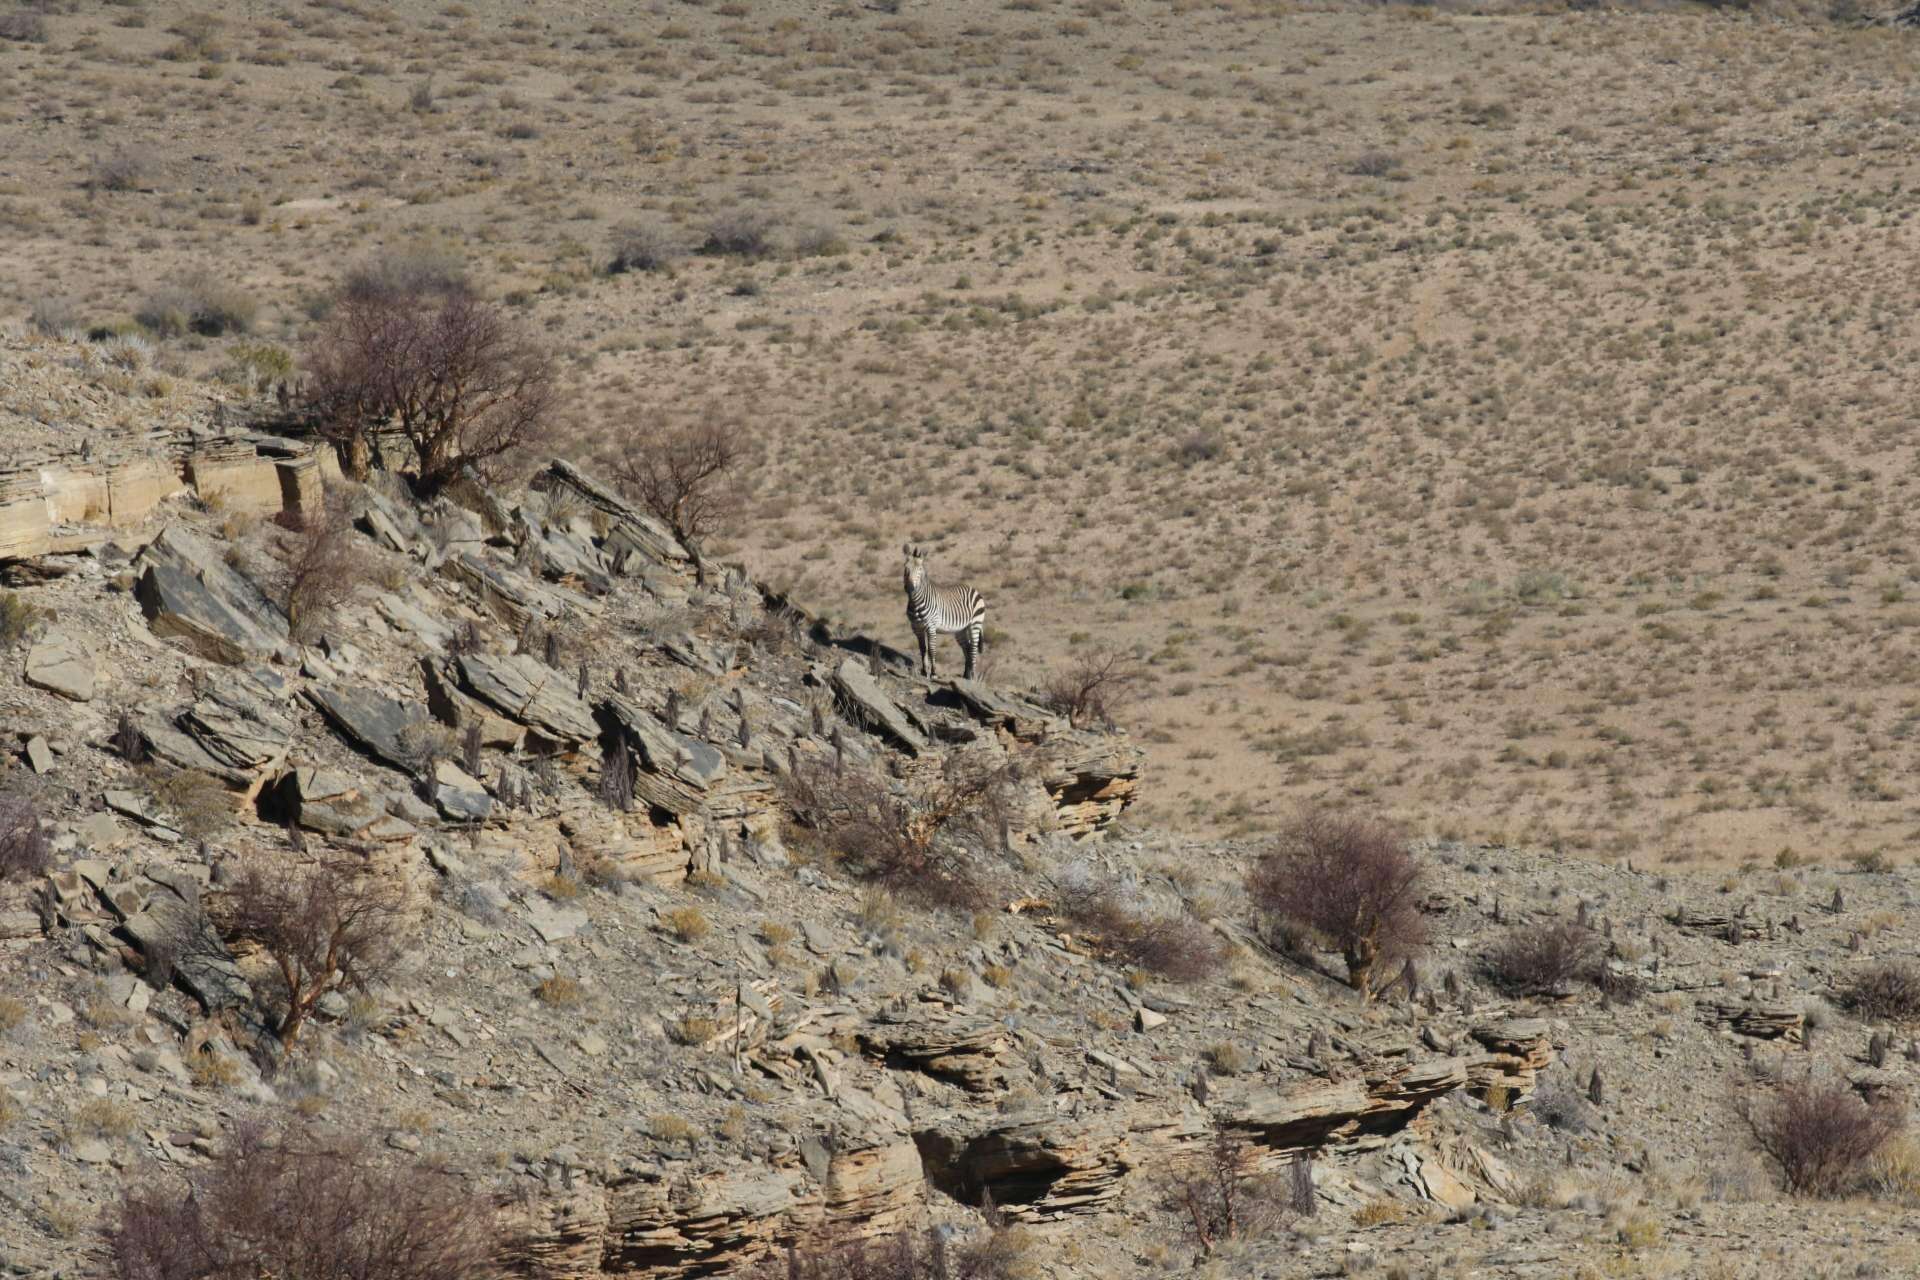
[{"left": 24, "top": 628, "right": 95, "bottom": 701}]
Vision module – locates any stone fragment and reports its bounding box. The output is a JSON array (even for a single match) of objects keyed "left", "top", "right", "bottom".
[
  {"left": 133, "top": 524, "right": 288, "bottom": 663},
  {"left": 454, "top": 652, "right": 599, "bottom": 745},
  {"left": 24, "top": 629, "right": 94, "bottom": 701},
  {"left": 305, "top": 683, "right": 429, "bottom": 772},
  {"left": 829, "top": 658, "right": 927, "bottom": 756}
]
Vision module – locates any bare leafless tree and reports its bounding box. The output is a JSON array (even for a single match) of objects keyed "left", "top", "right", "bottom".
[
  {"left": 276, "top": 494, "right": 365, "bottom": 643},
  {"left": 222, "top": 856, "right": 410, "bottom": 1048},
  {"left": 1743, "top": 1077, "right": 1904, "bottom": 1197},
  {"left": 110, "top": 1120, "right": 501, "bottom": 1280},
  {"left": 1041, "top": 646, "right": 1147, "bottom": 729},
  {"left": 1246, "top": 808, "right": 1426, "bottom": 1000},
  {"left": 782, "top": 752, "right": 1017, "bottom": 908},
  {"left": 1156, "top": 1133, "right": 1299, "bottom": 1256},
  {"left": 607, "top": 418, "right": 747, "bottom": 583},
  {"left": 306, "top": 285, "right": 555, "bottom": 494}
]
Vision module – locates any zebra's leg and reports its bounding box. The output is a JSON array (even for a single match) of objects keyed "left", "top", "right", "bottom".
[
  {"left": 961, "top": 627, "right": 977, "bottom": 681},
  {"left": 926, "top": 631, "right": 938, "bottom": 681}
]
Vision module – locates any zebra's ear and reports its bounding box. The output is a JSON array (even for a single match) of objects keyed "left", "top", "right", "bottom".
[{"left": 903, "top": 542, "right": 913, "bottom": 557}]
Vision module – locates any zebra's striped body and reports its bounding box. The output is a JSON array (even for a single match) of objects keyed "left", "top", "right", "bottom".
[{"left": 903, "top": 544, "right": 986, "bottom": 681}]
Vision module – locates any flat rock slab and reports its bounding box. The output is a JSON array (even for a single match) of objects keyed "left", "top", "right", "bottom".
[
  {"left": 830, "top": 658, "right": 927, "bottom": 756},
  {"left": 25, "top": 629, "right": 94, "bottom": 701},
  {"left": 527, "top": 900, "right": 588, "bottom": 944},
  {"left": 534, "top": 459, "right": 689, "bottom": 565},
  {"left": 24, "top": 735, "right": 53, "bottom": 774},
  {"left": 306, "top": 683, "right": 428, "bottom": 773},
  {"left": 431, "top": 760, "right": 493, "bottom": 823},
  {"left": 597, "top": 694, "right": 727, "bottom": 816},
  {"left": 133, "top": 524, "right": 288, "bottom": 663},
  {"left": 103, "top": 789, "right": 181, "bottom": 837},
  {"left": 456, "top": 652, "right": 598, "bottom": 744}
]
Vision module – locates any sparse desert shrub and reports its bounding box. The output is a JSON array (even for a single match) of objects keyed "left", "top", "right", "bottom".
[
  {"left": 1346, "top": 151, "right": 1403, "bottom": 178},
  {"left": 649, "top": 1114, "right": 696, "bottom": 1144},
  {"left": 751, "top": 1220, "right": 1039, "bottom": 1280},
  {"left": 340, "top": 246, "right": 468, "bottom": 304},
  {"left": 1745, "top": 1077, "right": 1904, "bottom": 1197},
  {"left": 671, "top": 1013, "right": 718, "bottom": 1045},
  {"left": 136, "top": 272, "right": 256, "bottom": 338},
  {"left": 1203, "top": 1041, "right": 1249, "bottom": 1075},
  {"left": 702, "top": 207, "right": 778, "bottom": 257},
  {"left": 1485, "top": 921, "right": 1603, "bottom": 995},
  {"left": 109, "top": 1121, "right": 498, "bottom": 1280},
  {"left": 1866, "top": 1134, "right": 1920, "bottom": 1204},
  {"left": 1247, "top": 809, "right": 1426, "bottom": 999},
  {"left": 789, "top": 223, "right": 848, "bottom": 257},
  {"left": 782, "top": 752, "right": 1017, "bottom": 909},
  {"left": 607, "top": 220, "right": 679, "bottom": 273},
  {"left": 1530, "top": 1084, "right": 1594, "bottom": 1134},
  {"left": 1053, "top": 865, "right": 1223, "bottom": 982},
  {"left": 89, "top": 148, "right": 148, "bottom": 193},
  {"left": 1840, "top": 962, "right": 1920, "bottom": 1021},
  {"left": 0, "top": 10, "right": 49, "bottom": 42},
  {"left": 1040, "top": 646, "right": 1146, "bottom": 730},
  {"left": 273, "top": 493, "right": 366, "bottom": 642},
  {"left": 1156, "top": 1133, "right": 1301, "bottom": 1256},
  {"left": 534, "top": 975, "right": 583, "bottom": 1007},
  {"left": 100, "top": 333, "right": 153, "bottom": 372},
  {"left": 1172, "top": 431, "right": 1222, "bottom": 465},
  {"left": 663, "top": 905, "right": 711, "bottom": 943},
  {"left": 605, "top": 416, "right": 748, "bottom": 583},
  {"left": 70, "top": 1097, "right": 138, "bottom": 1141},
  {"left": 0, "top": 786, "right": 51, "bottom": 882},
  {"left": 28, "top": 295, "right": 78, "bottom": 336},
  {"left": 306, "top": 281, "right": 555, "bottom": 494},
  {"left": 0, "top": 590, "right": 43, "bottom": 647},
  {"left": 219, "top": 340, "right": 294, "bottom": 393},
  {"left": 0, "top": 996, "right": 25, "bottom": 1033},
  {"left": 141, "top": 767, "right": 233, "bottom": 843},
  {"left": 223, "top": 855, "right": 410, "bottom": 1048}
]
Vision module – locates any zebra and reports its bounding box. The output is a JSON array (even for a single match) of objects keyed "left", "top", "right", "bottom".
[{"left": 902, "top": 543, "right": 986, "bottom": 681}]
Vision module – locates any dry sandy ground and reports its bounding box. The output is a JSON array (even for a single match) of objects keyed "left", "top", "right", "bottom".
[{"left": 5, "top": 0, "right": 1920, "bottom": 868}]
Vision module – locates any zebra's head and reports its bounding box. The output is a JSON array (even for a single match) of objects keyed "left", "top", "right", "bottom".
[{"left": 903, "top": 543, "right": 928, "bottom": 592}]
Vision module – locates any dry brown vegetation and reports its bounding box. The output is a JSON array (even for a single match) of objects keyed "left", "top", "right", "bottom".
[
  {"left": 110, "top": 1121, "right": 500, "bottom": 1280},
  {"left": 1744, "top": 1077, "right": 1905, "bottom": 1198},
  {"left": 223, "top": 854, "right": 411, "bottom": 1048},
  {"left": 1247, "top": 808, "right": 1425, "bottom": 998}
]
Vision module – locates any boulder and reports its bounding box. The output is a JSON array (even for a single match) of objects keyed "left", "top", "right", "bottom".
[
  {"left": 1035, "top": 731, "right": 1142, "bottom": 838},
  {"left": 1697, "top": 999, "right": 1804, "bottom": 1043},
  {"left": 133, "top": 524, "right": 288, "bottom": 663},
  {"left": 829, "top": 659, "right": 927, "bottom": 756},
  {"left": 530, "top": 459, "right": 689, "bottom": 566},
  {"left": 597, "top": 694, "right": 728, "bottom": 816},
  {"left": 455, "top": 652, "right": 599, "bottom": 746},
  {"left": 858, "top": 1012, "right": 1010, "bottom": 1093},
  {"left": 440, "top": 552, "right": 585, "bottom": 630},
  {"left": 431, "top": 760, "right": 493, "bottom": 823},
  {"left": 938, "top": 679, "right": 1062, "bottom": 740},
  {"left": 24, "top": 628, "right": 94, "bottom": 701},
  {"left": 306, "top": 683, "right": 430, "bottom": 772}
]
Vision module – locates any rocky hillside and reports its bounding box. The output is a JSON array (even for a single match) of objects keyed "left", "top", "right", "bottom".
[{"left": 2, "top": 331, "right": 1919, "bottom": 1279}]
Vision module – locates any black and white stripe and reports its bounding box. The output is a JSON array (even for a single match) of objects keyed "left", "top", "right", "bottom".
[{"left": 903, "top": 543, "right": 986, "bottom": 681}]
